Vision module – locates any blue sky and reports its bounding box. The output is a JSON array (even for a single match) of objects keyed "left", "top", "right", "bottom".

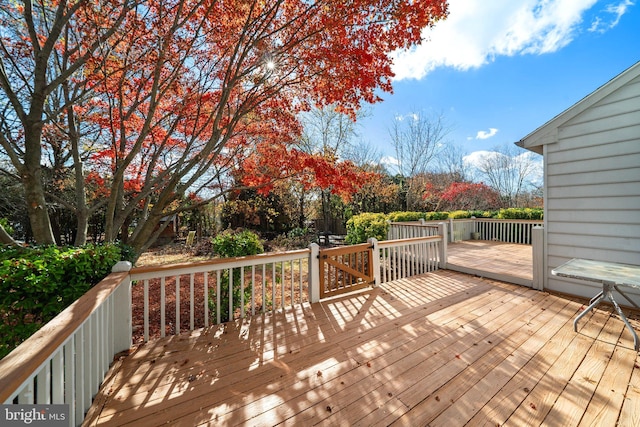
[{"left": 358, "top": 0, "right": 640, "bottom": 172}]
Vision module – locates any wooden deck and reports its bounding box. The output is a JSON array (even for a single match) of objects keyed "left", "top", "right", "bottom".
[
  {"left": 447, "top": 240, "right": 533, "bottom": 286},
  {"left": 84, "top": 269, "right": 640, "bottom": 426}
]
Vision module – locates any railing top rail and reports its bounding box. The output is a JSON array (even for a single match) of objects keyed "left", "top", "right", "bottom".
[
  {"left": 319, "top": 242, "right": 371, "bottom": 256},
  {"left": 130, "top": 248, "right": 311, "bottom": 281},
  {"left": 378, "top": 235, "right": 442, "bottom": 248},
  {"left": 0, "top": 271, "right": 130, "bottom": 403},
  {"left": 474, "top": 218, "right": 543, "bottom": 223},
  {"left": 389, "top": 221, "right": 441, "bottom": 227}
]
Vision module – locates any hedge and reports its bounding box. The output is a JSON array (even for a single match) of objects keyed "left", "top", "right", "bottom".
[{"left": 0, "top": 243, "right": 128, "bottom": 359}]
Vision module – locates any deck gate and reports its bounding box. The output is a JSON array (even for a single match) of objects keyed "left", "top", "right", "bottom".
[{"left": 319, "top": 243, "right": 375, "bottom": 299}]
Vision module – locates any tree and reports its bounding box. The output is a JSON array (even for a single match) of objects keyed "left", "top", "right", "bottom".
[
  {"left": 475, "top": 144, "right": 540, "bottom": 207},
  {"left": 389, "top": 110, "right": 452, "bottom": 210},
  {"left": 436, "top": 182, "right": 502, "bottom": 211},
  {"left": 1, "top": 0, "right": 449, "bottom": 253},
  {"left": 0, "top": 0, "right": 135, "bottom": 244}
]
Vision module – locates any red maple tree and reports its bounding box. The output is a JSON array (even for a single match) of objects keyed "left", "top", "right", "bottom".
[{"left": 1, "top": 0, "right": 449, "bottom": 251}]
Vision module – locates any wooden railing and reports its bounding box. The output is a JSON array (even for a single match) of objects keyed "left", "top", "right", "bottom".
[
  {"left": 376, "top": 236, "right": 443, "bottom": 283},
  {"left": 0, "top": 262, "right": 132, "bottom": 426},
  {"left": 389, "top": 218, "right": 543, "bottom": 245},
  {"left": 0, "top": 235, "right": 447, "bottom": 425},
  {"left": 473, "top": 219, "right": 543, "bottom": 244},
  {"left": 130, "top": 249, "right": 312, "bottom": 342}
]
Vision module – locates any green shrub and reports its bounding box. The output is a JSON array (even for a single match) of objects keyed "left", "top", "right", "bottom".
[
  {"left": 448, "top": 210, "right": 472, "bottom": 219},
  {"left": 270, "top": 227, "right": 314, "bottom": 250},
  {"left": 496, "top": 208, "right": 543, "bottom": 220},
  {"left": 423, "top": 211, "right": 450, "bottom": 220},
  {"left": 387, "top": 211, "right": 424, "bottom": 222},
  {"left": 345, "top": 213, "right": 389, "bottom": 244},
  {"left": 210, "top": 230, "right": 264, "bottom": 322},
  {"left": 469, "top": 210, "right": 496, "bottom": 218},
  {"left": 0, "top": 218, "right": 13, "bottom": 236},
  {"left": 0, "top": 243, "right": 123, "bottom": 359}
]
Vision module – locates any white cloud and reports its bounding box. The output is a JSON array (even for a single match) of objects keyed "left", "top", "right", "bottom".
[
  {"left": 392, "top": 0, "right": 613, "bottom": 80},
  {"left": 476, "top": 128, "right": 499, "bottom": 140},
  {"left": 589, "top": 0, "right": 635, "bottom": 33},
  {"left": 463, "top": 150, "right": 544, "bottom": 186}
]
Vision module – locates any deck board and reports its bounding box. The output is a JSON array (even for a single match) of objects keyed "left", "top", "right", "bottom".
[{"left": 84, "top": 270, "right": 640, "bottom": 426}]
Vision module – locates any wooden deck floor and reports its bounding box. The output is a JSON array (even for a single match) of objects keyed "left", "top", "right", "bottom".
[
  {"left": 447, "top": 240, "right": 533, "bottom": 286},
  {"left": 85, "top": 270, "right": 640, "bottom": 426}
]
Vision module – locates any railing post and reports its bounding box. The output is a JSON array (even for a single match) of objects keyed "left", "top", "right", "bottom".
[
  {"left": 368, "top": 238, "right": 381, "bottom": 286},
  {"left": 309, "top": 243, "right": 321, "bottom": 303},
  {"left": 532, "top": 226, "right": 544, "bottom": 291},
  {"left": 448, "top": 218, "right": 454, "bottom": 242},
  {"left": 112, "top": 261, "right": 132, "bottom": 353},
  {"left": 438, "top": 222, "right": 448, "bottom": 269}
]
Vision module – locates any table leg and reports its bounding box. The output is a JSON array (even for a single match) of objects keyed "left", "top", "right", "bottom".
[
  {"left": 608, "top": 290, "right": 640, "bottom": 351},
  {"left": 613, "top": 285, "right": 640, "bottom": 308},
  {"left": 574, "top": 291, "right": 605, "bottom": 332}
]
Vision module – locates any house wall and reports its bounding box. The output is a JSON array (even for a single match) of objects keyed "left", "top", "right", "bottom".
[{"left": 544, "top": 74, "right": 640, "bottom": 300}]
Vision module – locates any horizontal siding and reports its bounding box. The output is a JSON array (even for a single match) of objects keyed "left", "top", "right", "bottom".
[
  {"left": 548, "top": 195, "right": 640, "bottom": 210},
  {"left": 549, "top": 209, "right": 640, "bottom": 224},
  {"left": 547, "top": 152, "right": 640, "bottom": 176},
  {"left": 544, "top": 76, "right": 640, "bottom": 300},
  {"left": 547, "top": 125, "right": 640, "bottom": 161},
  {"left": 547, "top": 221, "right": 640, "bottom": 239},
  {"left": 564, "top": 76, "right": 640, "bottom": 127},
  {"left": 547, "top": 182, "right": 640, "bottom": 199}
]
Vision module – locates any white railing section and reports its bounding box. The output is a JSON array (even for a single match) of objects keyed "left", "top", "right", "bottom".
[
  {"left": 130, "top": 249, "right": 312, "bottom": 342},
  {"left": 391, "top": 218, "right": 543, "bottom": 245},
  {"left": 387, "top": 221, "right": 441, "bottom": 240},
  {"left": 374, "top": 236, "right": 443, "bottom": 284},
  {"left": 473, "top": 219, "right": 543, "bottom": 244},
  {"left": 0, "top": 262, "right": 132, "bottom": 426}
]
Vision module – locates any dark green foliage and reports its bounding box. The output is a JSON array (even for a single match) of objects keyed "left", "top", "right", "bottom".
[
  {"left": 345, "top": 213, "right": 389, "bottom": 244},
  {"left": 469, "top": 210, "right": 496, "bottom": 218},
  {"left": 424, "top": 212, "right": 450, "bottom": 220},
  {"left": 0, "top": 243, "right": 123, "bottom": 359},
  {"left": 269, "top": 227, "right": 315, "bottom": 250},
  {"left": 209, "top": 230, "right": 264, "bottom": 323}
]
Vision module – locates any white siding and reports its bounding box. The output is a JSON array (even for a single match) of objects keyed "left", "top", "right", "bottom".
[{"left": 545, "top": 75, "right": 640, "bottom": 299}]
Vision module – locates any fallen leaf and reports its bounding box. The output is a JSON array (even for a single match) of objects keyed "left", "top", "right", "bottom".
[
  {"left": 366, "top": 361, "right": 372, "bottom": 367},
  {"left": 326, "top": 406, "right": 332, "bottom": 413},
  {"left": 435, "top": 396, "right": 440, "bottom": 402},
  {"left": 530, "top": 402, "right": 537, "bottom": 410},
  {"left": 317, "top": 371, "right": 323, "bottom": 377}
]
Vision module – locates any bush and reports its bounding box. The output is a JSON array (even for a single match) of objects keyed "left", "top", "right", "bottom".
[
  {"left": 448, "top": 210, "right": 472, "bottom": 219},
  {"left": 469, "top": 210, "right": 496, "bottom": 218},
  {"left": 0, "top": 218, "right": 14, "bottom": 236},
  {"left": 496, "top": 208, "right": 543, "bottom": 220},
  {"left": 210, "top": 230, "right": 264, "bottom": 322},
  {"left": 269, "top": 227, "right": 314, "bottom": 250},
  {"left": 345, "top": 213, "right": 389, "bottom": 244},
  {"left": 424, "top": 211, "right": 450, "bottom": 220},
  {"left": 387, "top": 211, "right": 424, "bottom": 222},
  {"left": 0, "top": 243, "right": 123, "bottom": 359}
]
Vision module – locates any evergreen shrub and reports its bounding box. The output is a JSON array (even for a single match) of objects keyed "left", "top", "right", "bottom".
[{"left": 0, "top": 243, "right": 123, "bottom": 359}]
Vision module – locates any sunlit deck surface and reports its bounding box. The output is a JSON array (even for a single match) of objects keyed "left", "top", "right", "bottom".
[
  {"left": 447, "top": 240, "right": 533, "bottom": 284},
  {"left": 85, "top": 269, "right": 640, "bottom": 426}
]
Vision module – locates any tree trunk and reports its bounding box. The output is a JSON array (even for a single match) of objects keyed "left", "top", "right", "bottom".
[{"left": 0, "top": 224, "right": 20, "bottom": 246}]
